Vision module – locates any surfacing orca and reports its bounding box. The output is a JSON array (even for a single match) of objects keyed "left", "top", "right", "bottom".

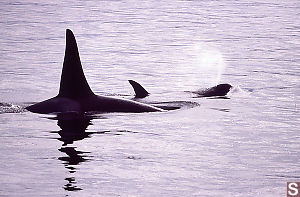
[
  {"left": 26, "top": 29, "right": 162, "bottom": 114},
  {"left": 128, "top": 80, "right": 149, "bottom": 98},
  {"left": 127, "top": 80, "right": 200, "bottom": 110},
  {"left": 128, "top": 80, "right": 232, "bottom": 98},
  {"left": 192, "top": 83, "right": 232, "bottom": 97}
]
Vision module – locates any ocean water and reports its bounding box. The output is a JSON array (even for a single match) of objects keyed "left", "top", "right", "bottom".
[{"left": 0, "top": 0, "right": 299, "bottom": 196}]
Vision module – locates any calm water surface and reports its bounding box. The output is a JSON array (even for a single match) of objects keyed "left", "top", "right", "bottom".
[{"left": 0, "top": 0, "right": 299, "bottom": 196}]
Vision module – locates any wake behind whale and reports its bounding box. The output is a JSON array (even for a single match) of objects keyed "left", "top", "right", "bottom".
[{"left": 0, "top": 102, "right": 26, "bottom": 114}]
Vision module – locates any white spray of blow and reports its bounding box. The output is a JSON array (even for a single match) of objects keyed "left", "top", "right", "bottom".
[{"left": 192, "top": 44, "right": 226, "bottom": 87}]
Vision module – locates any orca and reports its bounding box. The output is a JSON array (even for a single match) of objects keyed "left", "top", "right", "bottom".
[
  {"left": 128, "top": 80, "right": 232, "bottom": 98},
  {"left": 127, "top": 80, "right": 200, "bottom": 110},
  {"left": 26, "top": 29, "right": 162, "bottom": 114},
  {"left": 192, "top": 83, "right": 232, "bottom": 97},
  {"left": 128, "top": 80, "right": 149, "bottom": 98}
]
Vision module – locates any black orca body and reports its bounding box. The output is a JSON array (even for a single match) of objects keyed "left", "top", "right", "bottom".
[
  {"left": 26, "top": 29, "right": 162, "bottom": 114},
  {"left": 128, "top": 80, "right": 149, "bottom": 98},
  {"left": 192, "top": 84, "right": 232, "bottom": 97},
  {"left": 128, "top": 80, "right": 232, "bottom": 98}
]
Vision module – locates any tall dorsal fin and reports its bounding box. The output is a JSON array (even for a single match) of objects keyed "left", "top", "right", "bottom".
[
  {"left": 58, "top": 29, "right": 94, "bottom": 98},
  {"left": 128, "top": 80, "right": 150, "bottom": 98}
]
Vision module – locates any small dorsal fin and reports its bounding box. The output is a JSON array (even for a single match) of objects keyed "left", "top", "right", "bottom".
[
  {"left": 58, "top": 29, "right": 94, "bottom": 99},
  {"left": 128, "top": 80, "right": 150, "bottom": 98}
]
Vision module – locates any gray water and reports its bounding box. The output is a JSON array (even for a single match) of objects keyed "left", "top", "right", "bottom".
[{"left": 0, "top": 0, "right": 299, "bottom": 196}]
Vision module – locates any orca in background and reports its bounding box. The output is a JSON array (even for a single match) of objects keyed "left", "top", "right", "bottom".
[
  {"left": 127, "top": 80, "right": 199, "bottom": 110},
  {"left": 192, "top": 83, "right": 232, "bottom": 97},
  {"left": 26, "top": 29, "right": 162, "bottom": 114},
  {"left": 128, "top": 80, "right": 149, "bottom": 98},
  {"left": 128, "top": 80, "right": 232, "bottom": 98}
]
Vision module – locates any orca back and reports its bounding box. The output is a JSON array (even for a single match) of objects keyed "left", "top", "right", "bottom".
[
  {"left": 128, "top": 80, "right": 149, "bottom": 98},
  {"left": 201, "top": 83, "right": 232, "bottom": 97},
  {"left": 58, "top": 29, "right": 94, "bottom": 99}
]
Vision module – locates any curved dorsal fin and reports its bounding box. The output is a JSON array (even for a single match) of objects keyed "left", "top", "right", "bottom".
[
  {"left": 58, "top": 29, "right": 94, "bottom": 99},
  {"left": 128, "top": 80, "right": 150, "bottom": 98}
]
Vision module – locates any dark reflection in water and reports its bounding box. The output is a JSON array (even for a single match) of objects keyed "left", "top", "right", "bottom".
[
  {"left": 48, "top": 113, "right": 101, "bottom": 144},
  {"left": 64, "top": 177, "right": 82, "bottom": 192},
  {"left": 49, "top": 112, "right": 135, "bottom": 192},
  {"left": 58, "top": 146, "right": 90, "bottom": 191},
  {"left": 54, "top": 113, "right": 95, "bottom": 192},
  {"left": 57, "top": 115, "right": 94, "bottom": 146},
  {"left": 59, "top": 147, "right": 90, "bottom": 171}
]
